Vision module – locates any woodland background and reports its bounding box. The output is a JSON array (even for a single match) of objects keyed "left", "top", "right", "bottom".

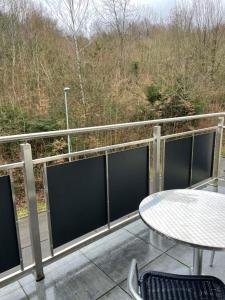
[{"left": 1, "top": 0, "right": 225, "bottom": 213}]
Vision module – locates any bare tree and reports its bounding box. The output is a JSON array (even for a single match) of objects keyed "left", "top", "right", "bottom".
[
  {"left": 95, "top": 0, "right": 133, "bottom": 73},
  {"left": 7, "top": 0, "right": 19, "bottom": 101},
  {"left": 192, "top": 0, "right": 225, "bottom": 79},
  {"left": 47, "top": 0, "right": 89, "bottom": 111}
]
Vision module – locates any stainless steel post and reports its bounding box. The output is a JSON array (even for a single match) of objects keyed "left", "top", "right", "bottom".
[
  {"left": 64, "top": 87, "right": 72, "bottom": 162},
  {"left": 20, "top": 143, "right": 44, "bottom": 281},
  {"left": 189, "top": 134, "right": 195, "bottom": 188},
  {"left": 213, "top": 117, "right": 224, "bottom": 179},
  {"left": 161, "top": 140, "right": 165, "bottom": 191},
  {"left": 105, "top": 151, "right": 110, "bottom": 229},
  {"left": 43, "top": 163, "right": 54, "bottom": 257},
  {"left": 209, "top": 119, "right": 221, "bottom": 268},
  {"left": 153, "top": 126, "right": 161, "bottom": 193},
  {"left": 193, "top": 248, "right": 203, "bottom": 275},
  {"left": 148, "top": 142, "right": 151, "bottom": 194}
]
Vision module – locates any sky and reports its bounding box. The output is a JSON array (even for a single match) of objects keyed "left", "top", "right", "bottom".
[
  {"left": 34, "top": 0, "right": 178, "bottom": 34},
  {"left": 139, "top": 0, "right": 176, "bottom": 18},
  {"left": 132, "top": 0, "right": 176, "bottom": 12},
  {"left": 37, "top": 0, "right": 177, "bottom": 18}
]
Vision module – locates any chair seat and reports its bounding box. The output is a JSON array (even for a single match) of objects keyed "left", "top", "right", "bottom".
[{"left": 140, "top": 272, "right": 225, "bottom": 300}]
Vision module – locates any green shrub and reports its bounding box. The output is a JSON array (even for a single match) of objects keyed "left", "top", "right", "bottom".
[
  {"left": 144, "top": 78, "right": 205, "bottom": 118},
  {"left": 24, "top": 117, "right": 59, "bottom": 133},
  {"left": 0, "top": 105, "right": 60, "bottom": 134},
  {"left": 145, "top": 84, "right": 161, "bottom": 104}
]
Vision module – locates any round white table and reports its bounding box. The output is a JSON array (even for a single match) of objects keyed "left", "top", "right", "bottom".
[{"left": 139, "top": 189, "right": 225, "bottom": 275}]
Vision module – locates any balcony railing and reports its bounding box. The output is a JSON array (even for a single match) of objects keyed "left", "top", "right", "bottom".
[{"left": 0, "top": 112, "right": 224, "bottom": 287}]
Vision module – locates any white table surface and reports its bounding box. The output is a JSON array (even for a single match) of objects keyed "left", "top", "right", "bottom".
[{"left": 139, "top": 189, "right": 225, "bottom": 250}]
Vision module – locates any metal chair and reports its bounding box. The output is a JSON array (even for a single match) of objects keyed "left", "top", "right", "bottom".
[{"left": 128, "top": 259, "right": 225, "bottom": 300}]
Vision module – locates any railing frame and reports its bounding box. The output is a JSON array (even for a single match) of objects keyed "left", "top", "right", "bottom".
[
  {"left": 153, "top": 126, "right": 161, "bottom": 193},
  {"left": 20, "top": 144, "right": 44, "bottom": 281},
  {"left": 0, "top": 112, "right": 224, "bottom": 287},
  {"left": 213, "top": 117, "right": 224, "bottom": 178},
  {"left": 0, "top": 112, "right": 223, "bottom": 144}
]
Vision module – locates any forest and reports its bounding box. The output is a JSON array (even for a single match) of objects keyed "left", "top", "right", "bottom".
[
  {"left": 1, "top": 0, "right": 225, "bottom": 213},
  {"left": 1, "top": 0, "right": 225, "bottom": 132}
]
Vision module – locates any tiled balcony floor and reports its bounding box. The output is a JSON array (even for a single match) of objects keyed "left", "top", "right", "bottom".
[{"left": 2, "top": 179, "right": 225, "bottom": 299}]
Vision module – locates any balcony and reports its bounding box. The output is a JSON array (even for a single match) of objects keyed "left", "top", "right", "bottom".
[{"left": 0, "top": 112, "right": 225, "bottom": 299}]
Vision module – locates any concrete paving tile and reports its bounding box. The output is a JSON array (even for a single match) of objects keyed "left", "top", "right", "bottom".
[
  {"left": 22, "top": 239, "right": 50, "bottom": 267},
  {"left": 166, "top": 244, "right": 194, "bottom": 267},
  {"left": 203, "top": 250, "right": 225, "bottom": 282},
  {"left": 124, "top": 219, "right": 176, "bottom": 251},
  {"left": 81, "top": 228, "right": 131, "bottom": 255},
  {"left": 19, "top": 250, "right": 115, "bottom": 300},
  {"left": 19, "top": 212, "right": 48, "bottom": 249},
  {"left": 140, "top": 253, "right": 191, "bottom": 274},
  {"left": 0, "top": 281, "right": 28, "bottom": 300},
  {"left": 81, "top": 228, "right": 162, "bottom": 283},
  {"left": 98, "top": 286, "right": 131, "bottom": 300},
  {"left": 18, "top": 216, "right": 31, "bottom": 249},
  {"left": 38, "top": 212, "right": 49, "bottom": 242}
]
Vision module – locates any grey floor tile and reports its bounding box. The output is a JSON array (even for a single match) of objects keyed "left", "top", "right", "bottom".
[
  {"left": 219, "top": 158, "right": 225, "bottom": 177},
  {"left": 22, "top": 246, "right": 33, "bottom": 267},
  {"left": 81, "top": 228, "right": 131, "bottom": 255},
  {"left": 41, "top": 239, "right": 51, "bottom": 259},
  {"left": 202, "top": 250, "right": 225, "bottom": 282},
  {"left": 98, "top": 286, "right": 131, "bottom": 300},
  {"left": 19, "top": 216, "right": 31, "bottom": 248},
  {"left": 166, "top": 244, "right": 194, "bottom": 267},
  {"left": 22, "top": 239, "right": 50, "bottom": 267},
  {"left": 125, "top": 219, "right": 176, "bottom": 252},
  {"left": 19, "top": 250, "right": 115, "bottom": 300},
  {"left": 38, "top": 212, "right": 49, "bottom": 242},
  {"left": 141, "top": 253, "right": 191, "bottom": 274},
  {"left": 19, "top": 212, "right": 48, "bottom": 249},
  {"left": 120, "top": 253, "right": 190, "bottom": 296},
  {"left": 0, "top": 281, "right": 28, "bottom": 300},
  {"left": 81, "top": 228, "right": 162, "bottom": 283}
]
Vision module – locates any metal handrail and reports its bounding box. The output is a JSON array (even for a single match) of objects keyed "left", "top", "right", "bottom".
[
  {"left": 0, "top": 126, "right": 216, "bottom": 170},
  {"left": 0, "top": 112, "right": 223, "bottom": 288},
  {"left": 161, "top": 126, "right": 217, "bottom": 140},
  {"left": 0, "top": 112, "right": 223, "bottom": 143},
  {"left": 0, "top": 126, "right": 217, "bottom": 171},
  {"left": 33, "top": 138, "right": 152, "bottom": 165}
]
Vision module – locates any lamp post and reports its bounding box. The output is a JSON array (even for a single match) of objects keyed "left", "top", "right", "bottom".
[{"left": 64, "top": 87, "right": 72, "bottom": 161}]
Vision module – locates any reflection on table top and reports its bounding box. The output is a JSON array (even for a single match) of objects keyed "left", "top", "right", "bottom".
[{"left": 139, "top": 189, "right": 225, "bottom": 250}]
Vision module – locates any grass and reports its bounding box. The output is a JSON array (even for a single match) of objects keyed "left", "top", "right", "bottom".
[{"left": 17, "top": 199, "right": 46, "bottom": 219}]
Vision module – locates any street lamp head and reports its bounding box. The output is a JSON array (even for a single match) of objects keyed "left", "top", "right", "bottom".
[{"left": 64, "top": 87, "right": 70, "bottom": 92}]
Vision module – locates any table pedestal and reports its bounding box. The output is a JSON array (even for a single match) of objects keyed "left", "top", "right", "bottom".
[{"left": 193, "top": 248, "right": 203, "bottom": 275}]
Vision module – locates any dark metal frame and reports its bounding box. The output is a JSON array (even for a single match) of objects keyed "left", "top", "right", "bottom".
[{"left": 161, "top": 128, "right": 217, "bottom": 191}]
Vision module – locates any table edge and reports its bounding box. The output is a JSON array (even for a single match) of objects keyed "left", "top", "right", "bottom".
[{"left": 139, "top": 211, "right": 225, "bottom": 251}]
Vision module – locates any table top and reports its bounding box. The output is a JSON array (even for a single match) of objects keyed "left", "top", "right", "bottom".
[{"left": 139, "top": 189, "right": 225, "bottom": 250}]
